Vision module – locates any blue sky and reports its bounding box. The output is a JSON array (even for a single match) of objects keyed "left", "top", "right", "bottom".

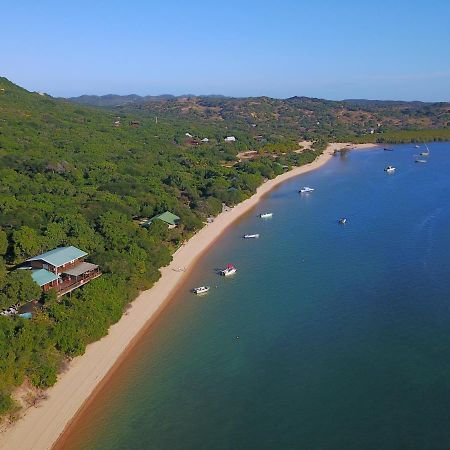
[{"left": 2, "top": 0, "right": 450, "bottom": 100}]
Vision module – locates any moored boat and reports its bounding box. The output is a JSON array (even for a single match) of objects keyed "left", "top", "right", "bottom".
[
  {"left": 299, "top": 186, "right": 314, "bottom": 193},
  {"left": 244, "top": 234, "right": 260, "bottom": 239},
  {"left": 338, "top": 217, "right": 347, "bottom": 224},
  {"left": 220, "top": 264, "right": 237, "bottom": 276},
  {"left": 192, "top": 286, "right": 210, "bottom": 295},
  {"left": 384, "top": 165, "right": 396, "bottom": 173},
  {"left": 415, "top": 159, "right": 427, "bottom": 163},
  {"left": 259, "top": 213, "right": 273, "bottom": 218}
]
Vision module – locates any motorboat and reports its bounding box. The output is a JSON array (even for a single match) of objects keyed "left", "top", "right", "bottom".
[
  {"left": 244, "top": 234, "right": 260, "bottom": 239},
  {"left": 383, "top": 147, "right": 394, "bottom": 152},
  {"left": 259, "top": 213, "right": 273, "bottom": 219},
  {"left": 338, "top": 218, "right": 347, "bottom": 224},
  {"left": 192, "top": 286, "right": 210, "bottom": 295},
  {"left": 420, "top": 144, "right": 430, "bottom": 156},
  {"left": 299, "top": 186, "right": 314, "bottom": 193},
  {"left": 384, "top": 165, "right": 396, "bottom": 173},
  {"left": 415, "top": 159, "right": 427, "bottom": 163},
  {"left": 220, "top": 264, "right": 237, "bottom": 276}
]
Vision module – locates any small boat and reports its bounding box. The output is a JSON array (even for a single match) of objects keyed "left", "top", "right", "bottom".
[
  {"left": 384, "top": 165, "right": 396, "bottom": 173},
  {"left": 244, "top": 234, "right": 260, "bottom": 239},
  {"left": 299, "top": 186, "right": 314, "bottom": 193},
  {"left": 192, "top": 286, "right": 210, "bottom": 295},
  {"left": 338, "top": 218, "right": 347, "bottom": 224},
  {"left": 383, "top": 147, "right": 394, "bottom": 152},
  {"left": 415, "top": 159, "right": 427, "bottom": 163},
  {"left": 420, "top": 144, "right": 430, "bottom": 156},
  {"left": 259, "top": 213, "right": 273, "bottom": 219},
  {"left": 415, "top": 144, "right": 420, "bottom": 148},
  {"left": 220, "top": 264, "right": 237, "bottom": 276}
]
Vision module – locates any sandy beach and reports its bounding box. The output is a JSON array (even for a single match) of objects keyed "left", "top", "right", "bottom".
[{"left": 0, "top": 142, "right": 376, "bottom": 450}]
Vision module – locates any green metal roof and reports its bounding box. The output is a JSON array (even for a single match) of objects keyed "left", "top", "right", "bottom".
[
  {"left": 27, "top": 246, "right": 87, "bottom": 267},
  {"left": 142, "top": 211, "right": 180, "bottom": 227},
  {"left": 31, "top": 269, "right": 60, "bottom": 287}
]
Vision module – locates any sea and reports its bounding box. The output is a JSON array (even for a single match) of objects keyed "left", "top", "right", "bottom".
[{"left": 63, "top": 142, "right": 450, "bottom": 450}]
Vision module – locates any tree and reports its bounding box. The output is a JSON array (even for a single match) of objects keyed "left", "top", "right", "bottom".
[
  {"left": 0, "top": 229, "right": 8, "bottom": 256},
  {"left": 12, "top": 226, "right": 42, "bottom": 261},
  {"left": 1, "top": 271, "right": 41, "bottom": 308}
]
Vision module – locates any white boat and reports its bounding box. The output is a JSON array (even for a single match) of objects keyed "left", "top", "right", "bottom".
[
  {"left": 384, "top": 165, "right": 396, "bottom": 173},
  {"left": 415, "top": 159, "right": 427, "bottom": 163},
  {"left": 338, "top": 218, "right": 347, "bottom": 224},
  {"left": 299, "top": 186, "right": 314, "bottom": 193},
  {"left": 420, "top": 145, "right": 430, "bottom": 156},
  {"left": 192, "top": 286, "right": 210, "bottom": 295},
  {"left": 244, "top": 234, "right": 260, "bottom": 239},
  {"left": 259, "top": 213, "right": 273, "bottom": 219},
  {"left": 415, "top": 144, "right": 420, "bottom": 148},
  {"left": 220, "top": 264, "right": 237, "bottom": 276}
]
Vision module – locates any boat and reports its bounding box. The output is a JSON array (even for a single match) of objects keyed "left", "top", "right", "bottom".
[
  {"left": 299, "top": 186, "right": 314, "bottom": 193},
  {"left": 259, "top": 213, "right": 273, "bottom": 219},
  {"left": 383, "top": 147, "right": 394, "bottom": 152},
  {"left": 420, "top": 144, "right": 430, "bottom": 156},
  {"left": 192, "top": 286, "right": 210, "bottom": 295},
  {"left": 384, "top": 165, "right": 396, "bottom": 173},
  {"left": 415, "top": 159, "right": 427, "bottom": 163},
  {"left": 415, "top": 144, "right": 420, "bottom": 148},
  {"left": 244, "top": 234, "right": 260, "bottom": 239},
  {"left": 220, "top": 264, "right": 237, "bottom": 276},
  {"left": 338, "top": 218, "right": 347, "bottom": 224}
]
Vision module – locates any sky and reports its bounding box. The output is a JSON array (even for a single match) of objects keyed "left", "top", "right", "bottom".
[{"left": 1, "top": 0, "right": 450, "bottom": 101}]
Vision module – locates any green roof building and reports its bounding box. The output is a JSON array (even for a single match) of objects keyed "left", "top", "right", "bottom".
[
  {"left": 141, "top": 211, "right": 181, "bottom": 229},
  {"left": 31, "top": 269, "right": 60, "bottom": 287}
]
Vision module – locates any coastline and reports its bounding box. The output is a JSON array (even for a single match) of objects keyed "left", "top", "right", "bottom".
[{"left": 0, "top": 142, "right": 377, "bottom": 450}]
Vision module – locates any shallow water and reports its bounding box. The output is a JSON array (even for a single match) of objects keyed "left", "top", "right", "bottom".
[{"left": 64, "top": 143, "right": 450, "bottom": 450}]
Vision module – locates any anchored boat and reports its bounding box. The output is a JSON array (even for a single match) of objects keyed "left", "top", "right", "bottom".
[
  {"left": 384, "top": 165, "right": 396, "bottom": 173},
  {"left": 299, "top": 186, "right": 314, "bottom": 193},
  {"left": 220, "top": 264, "right": 237, "bottom": 276},
  {"left": 338, "top": 218, "right": 347, "bottom": 224},
  {"left": 244, "top": 234, "right": 260, "bottom": 239},
  {"left": 192, "top": 286, "right": 210, "bottom": 295},
  {"left": 259, "top": 213, "right": 273, "bottom": 219}
]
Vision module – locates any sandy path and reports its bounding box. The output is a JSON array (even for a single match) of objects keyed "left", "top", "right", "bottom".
[{"left": 0, "top": 143, "right": 376, "bottom": 450}]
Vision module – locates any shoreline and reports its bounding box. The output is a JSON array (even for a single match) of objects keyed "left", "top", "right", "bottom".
[{"left": 0, "top": 142, "right": 377, "bottom": 450}]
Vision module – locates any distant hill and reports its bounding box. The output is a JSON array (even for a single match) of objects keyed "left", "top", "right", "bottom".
[{"left": 66, "top": 92, "right": 450, "bottom": 142}]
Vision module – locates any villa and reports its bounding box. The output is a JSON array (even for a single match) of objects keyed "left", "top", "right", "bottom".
[
  {"left": 141, "top": 211, "right": 180, "bottom": 229},
  {"left": 25, "top": 246, "right": 101, "bottom": 297}
]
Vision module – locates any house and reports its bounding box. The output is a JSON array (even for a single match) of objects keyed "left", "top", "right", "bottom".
[
  {"left": 129, "top": 120, "right": 140, "bottom": 128},
  {"left": 201, "top": 137, "right": 209, "bottom": 143},
  {"left": 185, "top": 132, "right": 193, "bottom": 138},
  {"left": 25, "top": 246, "right": 101, "bottom": 297},
  {"left": 224, "top": 136, "right": 236, "bottom": 142},
  {"left": 141, "top": 211, "right": 180, "bottom": 229}
]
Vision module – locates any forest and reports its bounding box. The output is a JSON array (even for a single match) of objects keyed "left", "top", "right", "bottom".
[{"left": 0, "top": 76, "right": 448, "bottom": 417}]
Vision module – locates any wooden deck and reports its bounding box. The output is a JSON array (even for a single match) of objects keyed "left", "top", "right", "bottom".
[{"left": 56, "top": 271, "right": 102, "bottom": 297}]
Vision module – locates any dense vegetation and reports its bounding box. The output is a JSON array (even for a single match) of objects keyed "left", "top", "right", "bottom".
[
  {"left": 0, "top": 78, "right": 316, "bottom": 416},
  {"left": 0, "top": 77, "right": 448, "bottom": 417}
]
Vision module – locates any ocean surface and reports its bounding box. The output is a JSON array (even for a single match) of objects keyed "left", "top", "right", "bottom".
[{"left": 64, "top": 143, "right": 450, "bottom": 450}]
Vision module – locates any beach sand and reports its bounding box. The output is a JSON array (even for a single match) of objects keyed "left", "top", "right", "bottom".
[{"left": 0, "top": 142, "right": 377, "bottom": 450}]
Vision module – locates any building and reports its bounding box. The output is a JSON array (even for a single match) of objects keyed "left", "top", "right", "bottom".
[
  {"left": 25, "top": 246, "right": 101, "bottom": 297},
  {"left": 201, "top": 137, "right": 209, "bottom": 143},
  {"left": 141, "top": 211, "right": 180, "bottom": 229},
  {"left": 224, "top": 136, "right": 236, "bottom": 142}
]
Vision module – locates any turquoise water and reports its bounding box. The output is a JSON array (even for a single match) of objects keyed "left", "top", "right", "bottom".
[{"left": 66, "top": 143, "right": 450, "bottom": 450}]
